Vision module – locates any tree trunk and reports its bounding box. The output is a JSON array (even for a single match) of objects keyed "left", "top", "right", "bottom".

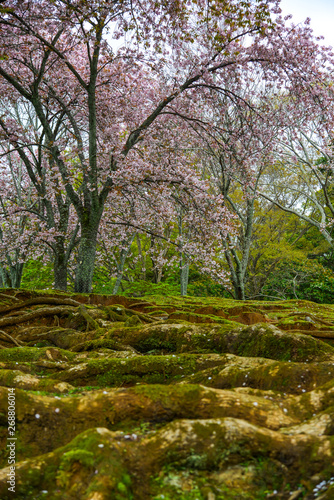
[
  {"left": 54, "top": 255, "right": 68, "bottom": 291},
  {"left": 112, "top": 236, "right": 135, "bottom": 295},
  {"left": 11, "top": 263, "right": 24, "bottom": 288},
  {"left": 112, "top": 272, "right": 123, "bottom": 295},
  {"left": 222, "top": 194, "right": 255, "bottom": 301},
  {"left": 157, "top": 267, "right": 163, "bottom": 284},
  {"left": 223, "top": 244, "right": 247, "bottom": 300},
  {"left": 234, "top": 281, "right": 245, "bottom": 300},
  {"left": 150, "top": 236, "right": 159, "bottom": 284},
  {"left": 0, "top": 265, "right": 9, "bottom": 288},
  {"left": 180, "top": 254, "right": 189, "bottom": 296},
  {"left": 74, "top": 224, "right": 99, "bottom": 293},
  {"left": 136, "top": 235, "right": 146, "bottom": 281},
  {"left": 53, "top": 237, "right": 68, "bottom": 291},
  {"left": 0, "top": 257, "right": 24, "bottom": 289}
]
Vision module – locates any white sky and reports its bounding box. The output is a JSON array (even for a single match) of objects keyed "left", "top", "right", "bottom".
[{"left": 280, "top": 0, "right": 334, "bottom": 48}]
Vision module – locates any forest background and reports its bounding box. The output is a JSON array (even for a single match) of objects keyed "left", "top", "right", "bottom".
[{"left": 1, "top": 0, "right": 334, "bottom": 303}]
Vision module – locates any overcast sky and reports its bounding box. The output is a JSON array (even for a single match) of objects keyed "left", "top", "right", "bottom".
[{"left": 280, "top": 0, "right": 334, "bottom": 47}]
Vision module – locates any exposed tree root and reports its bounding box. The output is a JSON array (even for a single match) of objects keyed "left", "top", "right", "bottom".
[
  {"left": 78, "top": 305, "right": 100, "bottom": 331},
  {"left": 0, "top": 305, "right": 78, "bottom": 328},
  {"left": 0, "top": 291, "right": 334, "bottom": 499},
  {"left": 282, "top": 312, "right": 334, "bottom": 326},
  {"left": 0, "top": 296, "right": 82, "bottom": 315},
  {"left": 0, "top": 418, "right": 333, "bottom": 500},
  {"left": 0, "top": 384, "right": 300, "bottom": 458},
  {"left": 105, "top": 304, "right": 158, "bottom": 323},
  {"left": 287, "top": 330, "right": 334, "bottom": 339},
  {"left": 0, "top": 329, "right": 23, "bottom": 347},
  {"left": 70, "top": 338, "right": 140, "bottom": 353},
  {"left": 0, "top": 292, "right": 20, "bottom": 302}
]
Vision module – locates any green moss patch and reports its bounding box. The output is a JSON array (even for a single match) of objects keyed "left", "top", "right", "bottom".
[{"left": 0, "top": 347, "right": 76, "bottom": 363}]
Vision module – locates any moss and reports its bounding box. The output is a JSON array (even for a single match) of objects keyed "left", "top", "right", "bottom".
[
  {"left": 4, "top": 428, "right": 132, "bottom": 499},
  {"left": 225, "top": 324, "right": 334, "bottom": 362},
  {"left": 168, "top": 310, "right": 237, "bottom": 325},
  {"left": 150, "top": 466, "right": 270, "bottom": 500},
  {"left": 71, "top": 338, "right": 122, "bottom": 352},
  {"left": 107, "top": 323, "right": 196, "bottom": 353},
  {"left": 52, "top": 354, "right": 222, "bottom": 386},
  {"left": 0, "top": 369, "right": 18, "bottom": 386},
  {"left": 106, "top": 320, "right": 334, "bottom": 360},
  {"left": 0, "top": 347, "right": 76, "bottom": 363},
  {"left": 59, "top": 449, "right": 95, "bottom": 470},
  {"left": 185, "top": 358, "right": 334, "bottom": 393},
  {"left": 278, "top": 318, "right": 298, "bottom": 326},
  {"left": 133, "top": 383, "right": 206, "bottom": 409},
  {"left": 2, "top": 292, "right": 334, "bottom": 499}
]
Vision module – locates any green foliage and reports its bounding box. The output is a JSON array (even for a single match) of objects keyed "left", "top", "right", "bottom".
[
  {"left": 262, "top": 258, "right": 334, "bottom": 303},
  {"left": 92, "top": 275, "right": 229, "bottom": 298},
  {"left": 20, "top": 258, "right": 53, "bottom": 290},
  {"left": 91, "top": 265, "right": 115, "bottom": 293},
  {"left": 187, "top": 278, "right": 229, "bottom": 298},
  {"left": 117, "top": 280, "right": 181, "bottom": 297},
  {"left": 299, "top": 275, "right": 334, "bottom": 303}
]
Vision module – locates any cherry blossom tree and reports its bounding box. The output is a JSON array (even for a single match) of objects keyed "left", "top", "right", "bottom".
[
  {"left": 0, "top": 100, "right": 80, "bottom": 290},
  {"left": 192, "top": 77, "right": 286, "bottom": 299},
  {"left": 0, "top": 150, "right": 37, "bottom": 287},
  {"left": 0, "top": 0, "right": 332, "bottom": 292},
  {"left": 100, "top": 142, "right": 233, "bottom": 294}
]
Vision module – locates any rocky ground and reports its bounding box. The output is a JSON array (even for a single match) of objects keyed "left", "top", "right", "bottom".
[{"left": 0, "top": 289, "right": 334, "bottom": 499}]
